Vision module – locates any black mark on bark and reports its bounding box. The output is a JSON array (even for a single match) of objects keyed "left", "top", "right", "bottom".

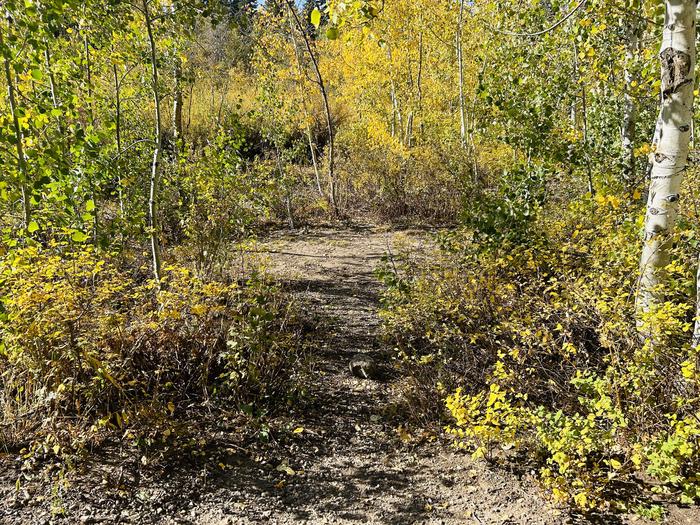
[{"left": 661, "top": 48, "right": 692, "bottom": 97}]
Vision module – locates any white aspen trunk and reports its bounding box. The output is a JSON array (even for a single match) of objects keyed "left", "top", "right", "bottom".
[
  {"left": 143, "top": 0, "right": 163, "bottom": 283},
  {"left": 416, "top": 27, "right": 424, "bottom": 140},
  {"left": 44, "top": 42, "right": 69, "bottom": 160},
  {"left": 286, "top": 7, "right": 324, "bottom": 197},
  {"left": 84, "top": 38, "right": 93, "bottom": 124},
  {"left": 307, "top": 128, "right": 324, "bottom": 196},
  {"left": 173, "top": 57, "right": 183, "bottom": 147},
  {"left": 571, "top": 40, "right": 595, "bottom": 195},
  {"left": 406, "top": 111, "right": 414, "bottom": 148},
  {"left": 637, "top": 0, "right": 696, "bottom": 335},
  {"left": 621, "top": 23, "right": 640, "bottom": 183},
  {"left": 390, "top": 80, "right": 399, "bottom": 138},
  {"left": 284, "top": 0, "right": 339, "bottom": 215},
  {"left": 44, "top": 43, "right": 59, "bottom": 110},
  {"left": 581, "top": 71, "right": 594, "bottom": 195},
  {"left": 112, "top": 63, "right": 125, "bottom": 215},
  {"left": 695, "top": 257, "right": 700, "bottom": 347},
  {"left": 457, "top": 0, "right": 467, "bottom": 149},
  {"left": 0, "top": 27, "right": 30, "bottom": 228},
  {"left": 386, "top": 45, "right": 403, "bottom": 139},
  {"left": 81, "top": 25, "right": 100, "bottom": 244}
]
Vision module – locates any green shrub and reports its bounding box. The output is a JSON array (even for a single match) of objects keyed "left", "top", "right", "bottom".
[
  {"left": 379, "top": 185, "right": 700, "bottom": 511},
  {"left": 0, "top": 243, "right": 304, "bottom": 452}
]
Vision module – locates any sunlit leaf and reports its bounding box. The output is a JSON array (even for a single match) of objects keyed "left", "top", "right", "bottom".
[
  {"left": 71, "top": 230, "right": 89, "bottom": 243},
  {"left": 310, "top": 8, "right": 321, "bottom": 28}
]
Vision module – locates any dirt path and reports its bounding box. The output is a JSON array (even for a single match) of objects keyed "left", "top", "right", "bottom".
[
  {"left": 0, "top": 226, "right": 583, "bottom": 524},
  {"left": 196, "top": 225, "right": 568, "bottom": 524}
]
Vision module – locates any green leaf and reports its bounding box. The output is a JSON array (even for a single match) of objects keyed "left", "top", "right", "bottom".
[
  {"left": 85, "top": 199, "right": 95, "bottom": 212},
  {"left": 680, "top": 493, "right": 694, "bottom": 505},
  {"left": 326, "top": 26, "right": 339, "bottom": 40},
  {"left": 27, "top": 221, "right": 39, "bottom": 233},
  {"left": 310, "top": 8, "right": 321, "bottom": 29},
  {"left": 31, "top": 68, "right": 43, "bottom": 81},
  {"left": 71, "top": 230, "right": 89, "bottom": 243}
]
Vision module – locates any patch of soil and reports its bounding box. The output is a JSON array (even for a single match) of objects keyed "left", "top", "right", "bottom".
[{"left": 194, "top": 225, "right": 567, "bottom": 524}]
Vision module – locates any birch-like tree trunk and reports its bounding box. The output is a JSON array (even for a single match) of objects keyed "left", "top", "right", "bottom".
[
  {"left": 621, "top": 22, "right": 640, "bottom": 183},
  {"left": 286, "top": 6, "right": 323, "bottom": 196},
  {"left": 456, "top": 0, "right": 467, "bottom": 149},
  {"left": 571, "top": 40, "right": 594, "bottom": 195},
  {"left": 416, "top": 27, "right": 424, "bottom": 141},
  {"left": 44, "top": 43, "right": 60, "bottom": 113},
  {"left": 81, "top": 25, "right": 101, "bottom": 244},
  {"left": 142, "top": 0, "right": 164, "bottom": 283},
  {"left": 284, "top": 0, "right": 339, "bottom": 215},
  {"left": 44, "top": 42, "right": 69, "bottom": 158},
  {"left": 173, "top": 57, "right": 184, "bottom": 147},
  {"left": 0, "top": 27, "right": 30, "bottom": 227},
  {"left": 637, "top": 0, "right": 696, "bottom": 334},
  {"left": 386, "top": 45, "right": 403, "bottom": 139},
  {"left": 84, "top": 33, "right": 94, "bottom": 124},
  {"left": 112, "top": 63, "right": 125, "bottom": 215}
]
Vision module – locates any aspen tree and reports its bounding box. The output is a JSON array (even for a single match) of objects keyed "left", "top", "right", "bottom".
[
  {"left": 287, "top": 0, "right": 339, "bottom": 215},
  {"left": 621, "top": 22, "right": 639, "bottom": 183},
  {"left": 142, "top": 0, "right": 164, "bottom": 283},
  {"left": 0, "top": 24, "right": 31, "bottom": 227},
  {"left": 637, "top": 0, "right": 696, "bottom": 334}
]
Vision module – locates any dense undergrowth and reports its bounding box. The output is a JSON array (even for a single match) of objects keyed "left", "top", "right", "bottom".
[
  {"left": 4, "top": 0, "right": 700, "bottom": 519},
  {"left": 379, "top": 170, "right": 700, "bottom": 515},
  {"left": 0, "top": 243, "right": 306, "bottom": 459}
]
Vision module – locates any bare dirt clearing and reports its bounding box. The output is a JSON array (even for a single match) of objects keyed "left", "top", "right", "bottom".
[{"left": 195, "top": 225, "right": 569, "bottom": 524}]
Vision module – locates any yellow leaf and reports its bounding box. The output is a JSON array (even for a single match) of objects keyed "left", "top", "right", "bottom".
[
  {"left": 573, "top": 492, "right": 588, "bottom": 508},
  {"left": 276, "top": 463, "right": 296, "bottom": 476},
  {"left": 396, "top": 425, "right": 412, "bottom": 442},
  {"left": 472, "top": 447, "right": 486, "bottom": 460},
  {"left": 293, "top": 427, "right": 304, "bottom": 434}
]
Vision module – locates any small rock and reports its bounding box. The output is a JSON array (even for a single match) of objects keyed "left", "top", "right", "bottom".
[{"left": 349, "top": 354, "right": 379, "bottom": 379}]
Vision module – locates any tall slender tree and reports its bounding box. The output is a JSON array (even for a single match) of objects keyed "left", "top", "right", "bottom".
[
  {"left": 637, "top": 0, "right": 696, "bottom": 336},
  {"left": 141, "top": 0, "right": 164, "bottom": 283},
  {"left": 286, "top": 0, "right": 339, "bottom": 215},
  {"left": 0, "top": 22, "right": 31, "bottom": 228}
]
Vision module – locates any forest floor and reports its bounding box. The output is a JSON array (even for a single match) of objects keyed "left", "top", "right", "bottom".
[{"left": 1, "top": 225, "right": 697, "bottom": 524}]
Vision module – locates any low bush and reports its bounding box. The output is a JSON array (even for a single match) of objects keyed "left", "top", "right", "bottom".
[
  {"left": 379, "top": 181, "right": 700, "bottom": 511},
  {"left": 336, "top": 123, "right": 468, "bottom": 223},
  {"left": 0, "top": 243, "right": 305, "bottom": 454}
]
